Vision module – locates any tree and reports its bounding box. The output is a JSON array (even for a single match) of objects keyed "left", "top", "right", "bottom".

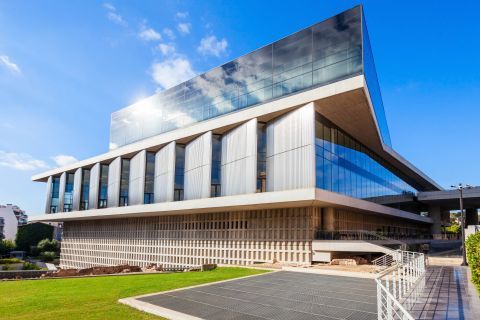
[
  {"left": 37, "top": 238, "right": 59, "bottom": 253},
  {"left": 0, "top": 239, "right": 16, "bottom": 255},
  {"left": 15, "top": 223, "right": 53, "bottom": 253}
]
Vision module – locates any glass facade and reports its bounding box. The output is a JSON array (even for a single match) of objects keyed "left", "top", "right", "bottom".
[
  {"left": 49, "top": 176, "right": 60, "bottom": 213},
  {"left": 315, "top": 114, "right": 416, "bottom": 207},
  {"left": 119, "top": 159, "right": 130, "bottom": 206},
  {"left": 174, "top": 144, "right": 185, "bottom": 201},
  {"left": 80, "top": 169, "right": 90, "bottom": 210},
  {"left": 257, "top": 123, "right": 267, "bottom": 192},
  {"left": 98, "top": 164, "right": 109, "bottom": 208},
  {"left": 63, "top": 173, "right": 74, "bottom": 212},
  {"left": 144, "top": 152, "right": 155, "bottom": 204},
  {"left": 211, "top": 134, "right": 222, "bottom": 197},
  {"left": 110, "top": 6, "right": 392, "bottom": 149}
]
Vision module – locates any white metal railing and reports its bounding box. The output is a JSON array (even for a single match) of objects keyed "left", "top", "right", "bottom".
[{"left": 375, "top": 251, "right": 426, "bottom": 320}]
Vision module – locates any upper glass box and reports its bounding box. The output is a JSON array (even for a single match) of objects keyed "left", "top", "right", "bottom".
[{"left": 110, "top": 5, "right": 391, "bottom": 149}]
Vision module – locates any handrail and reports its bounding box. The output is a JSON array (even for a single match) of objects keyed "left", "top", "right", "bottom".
[{"left": 375, "top": 250, "right": 425, "bottom": 320}]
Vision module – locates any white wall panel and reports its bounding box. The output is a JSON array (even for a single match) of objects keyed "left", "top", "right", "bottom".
[
  {"left": 221, "top": 119, "right": 257, "bottom": 196},
  {"left": 58, "top": 172, "right": 66, "bottom": 212},
  {"left": 129, "top": 150, "right": 146, "bottom": 205},
  {"left": 88, "top": 163, "right": 100, "bottom": 209},
  {"left": 184, "top": 132, "right": 212, "bottom": 200},
  {"left": 44, "top": 176, "right": 53, "bottom": 214},
  {"left": 72, "top": 168, "right": 82, "bottom": 211},
  {"left": 107, "top": 157, "right": 122, "bottom": 207},
  {"left": 154, "top": 142, "right": 176, "bottom": 203},
  {"left": 266, "top": 103, "right": 315, "bottom": 191}
]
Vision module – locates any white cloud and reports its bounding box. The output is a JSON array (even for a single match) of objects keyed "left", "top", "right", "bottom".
[
  {"left": 177, "top": 23, "right": 191, "bottom": 35},
  {"left": 157, "top": 43, "right": 175, "bottom": 56},
  {"left": 51, "top": 154, "right": 78, "bottom": 167},
  {"left": 163, "top": 28, "right": 175, "bottom": 39},
  {"left": 197, "top": 35, "right": 228, "bottom": 57},
  {"left": 151, "top": 58, "right": 196, "bottom": 90},
  {"left": 0, "top": 151, "right": 48, "bottom": 171},
  {"left": 176, "top": 11, "right": 189, "bottom": 19},
  {"left": 0, "top": 55, "right": 21, "bottom": 74},
  {"left": 139, "top": 26, "right": 162, "bottom": 41},
  {"left": 103, "top": 2, "right": 127, "bottom": 26}
]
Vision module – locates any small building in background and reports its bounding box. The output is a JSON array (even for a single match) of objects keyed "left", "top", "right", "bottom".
[{"left": 0, "top": 204, "right": 19, "bottom": 240}]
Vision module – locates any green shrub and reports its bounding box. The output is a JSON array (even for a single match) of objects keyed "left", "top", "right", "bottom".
[
  {"left": 0, "top": 239, "right": 16, "bottom": 255},
  {"left": 37, "top": 238, "right": 59, "bottom": 253},
  {"left": 22, "top": 262, "right": 41, "bottom": 270},
  {"left": 0, "top": 258, "right": 23, "bottom": 264},
  {"left": 466, "top": 232, "right": 480, "bottom": 293},
  {"left": 15, "top": 223, "right": 53, "bottom": 253},
  {"left": 40, "top": 251, "right": 57, "bottom": 262}
]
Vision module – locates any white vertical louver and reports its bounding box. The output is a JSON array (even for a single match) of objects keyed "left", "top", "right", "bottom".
[
  {"left": 45, "top": 176, "right": 53, "bottom": 214},
  {"left": 58, "top": 172, "right": 66, "bottom": 212},
  {"left": 72, "top": 168, "right": 82, "bottom": 211},
  {"left": 266, "top": 102, "right": 315, "bottom": 191},
  {"left": 184, "top": 132, "right": 212, "bottom": 200},
  {"left": 154, "top": 142, "right": 176, "bottom": 203},
  {"left": 88, "top": 163, "right": 100, "bottom": 209},
  {"left": 128, "top": 150, "right": 146, "bottom": 205},
  {"left": 221, "top": 119, "right": 257, "bottom": 196},
  {"left": 107, "top": 157, "right": 122, "bottom": 207}
]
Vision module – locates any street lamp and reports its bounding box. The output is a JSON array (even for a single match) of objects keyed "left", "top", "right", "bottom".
[{"left": 451, "top": 183, "right": 473, "bottom": 266}]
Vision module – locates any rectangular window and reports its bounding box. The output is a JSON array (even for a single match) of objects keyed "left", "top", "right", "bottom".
[
  {"left": 144, "top": 152, "right": 155, "bottom": 204},
  {"left": 257, "top": 123, "right": 267, "bottom": 192},
  {"left": 211, "top": 134, "right": 222, "bottom": 197},
  {"left": 63, "top": 173, "right": 74, "bottom": 212},
  {"left": 80, "top": 169, "right": 90, "bottom": 210},
  {"left": 49, "top": 177, "right": 60, "bottom": 213},
  {"left": 174, "top": 144, "right": 185, "bottom": 201},
  {"left": 119, "top": 159, "right": 130, "bottom": 206},
  {"left": 98, "top": 164, "right": 109, "bottom": 208}
]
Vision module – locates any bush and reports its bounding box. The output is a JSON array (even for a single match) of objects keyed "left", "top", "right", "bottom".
[
  {"left": 37, "top": 238, "right": 59, "bottom": 253},
  {"left": 22, "top": 262, "right": 41, "bottom": 270},
  {"left": 466, "top": 232, "right": 480, "bottom": 292},
  {"left": 40, "top": 251, "right": 57, "bottom": 262},
  {"left": 0, "top": 258, "right": 23, "bottom": 264},
  {"left": 0, "top": 239, "right": 16, "bottom": 255}
]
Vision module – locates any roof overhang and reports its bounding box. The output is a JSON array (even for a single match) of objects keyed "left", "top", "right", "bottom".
[
  {"left": 32, "top": 75, "right": 440, "bottom": 192},
  {"left": 30, "top": 188, "right": 432, "bottom": 224}
]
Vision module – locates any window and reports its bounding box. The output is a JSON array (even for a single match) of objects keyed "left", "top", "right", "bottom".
[
  {"left": 119, "top": 159, "right": 130, "bottom": 206},
  {"left": 80, "top": 169, "right": 90, "bottom": 210},
  {"left": 211, "top": 134, "right": 222, "bottom": 197},
  {"left": 144, "top": 152, "right": 155, "bottom": 204},
  {"left": 63, "top": 173, "right": 74, "bottom": 212},
  {"left": 49, "top": 177, "right": 60, "bottom": 213},
  {"left": 257, "top": 123, "right": 267, "bottom": 192},
  {"left": 174, "top": 144, "right": 185, "bottom": 201},
  {"left": 98, "top": 164, "right": 109, "bottom": 208}
]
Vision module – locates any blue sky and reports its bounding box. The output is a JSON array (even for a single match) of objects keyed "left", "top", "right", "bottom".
[{"left": 1, "top": 1, "right": 479, "bottom": 217}]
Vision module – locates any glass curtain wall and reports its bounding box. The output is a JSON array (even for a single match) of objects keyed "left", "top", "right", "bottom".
[
  {"left": 257, "top": 123, "right": 267, "bottom": 192},
  {"left": 80, "top": 169, "right": 90, "bottom": 210},
  {"left": 49, "top": 177, "right": 60, "bottom": 213},
  {"left": 110, "top": 6, "right": 367, "bottom": 149},
  {"left": 211, "top": 134, "right": 222, "bottom": 197},
  {"left": 315, "top": 114, "right": 417, "bottom": 206},
  {"left": 119, "top": 159, "right": 130, "bottom": 206},
  {"left": 174, "top": 145, "right": 185, "bottom": 201},
  {"left": 98, "top": 164, "right": 109, "bottom": 208},
  {"left": 63, "top": 173, "right": 74, "bottom": 212},
  {"left": 144, "top": 152, "right": 155, "bottom": 204}
]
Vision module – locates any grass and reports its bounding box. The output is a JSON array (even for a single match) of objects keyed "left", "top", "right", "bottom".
[{"left": 0, "top": 267, "right": 268, "bottom": 320}]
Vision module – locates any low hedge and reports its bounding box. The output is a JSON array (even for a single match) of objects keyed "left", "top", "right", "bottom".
[
  {"left": 466, "top": 232, "right": 480, "bottom": 292},
  {"left": 0, "top": 258, "right": 24, "bottom": 264}
]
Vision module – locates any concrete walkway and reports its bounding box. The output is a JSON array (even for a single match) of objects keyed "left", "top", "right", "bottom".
[{"left": 403, "top": 266, "right": 480, "bottom": 320}]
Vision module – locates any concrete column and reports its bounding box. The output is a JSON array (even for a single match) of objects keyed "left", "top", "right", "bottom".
[
  {"left": 429, "top": 206, "right": 442, "bottom": 234},
  {"left": 72, "top": 168, "right": 82, "bottom": 211},
  {"left": 44, "top": 176, "right": 53, "bottom": 214},
  {"left": 58, "top": 172, "right": 66, "bottom": 212},
  {"left": 323, "top": 207, "right": 335, "bottom": 231},
  {"left": 129, "top": 150, "right": 146, "bottom": 206},
  {"left": 154, "top": 142, "right": 176, "bottom": 203},
  {"left": 107, "top": 157, "right": 122, "bottom": 207},
  {"left": 88, "top": 163, "right": 100, "bottom": 209},
  {"left": 466, "top": 208, "right": 479, "bottom": 226}
]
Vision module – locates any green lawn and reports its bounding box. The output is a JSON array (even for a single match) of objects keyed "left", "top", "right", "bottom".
[{"left": 0, "top": 267, "right": 268, "bottom": 320}]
